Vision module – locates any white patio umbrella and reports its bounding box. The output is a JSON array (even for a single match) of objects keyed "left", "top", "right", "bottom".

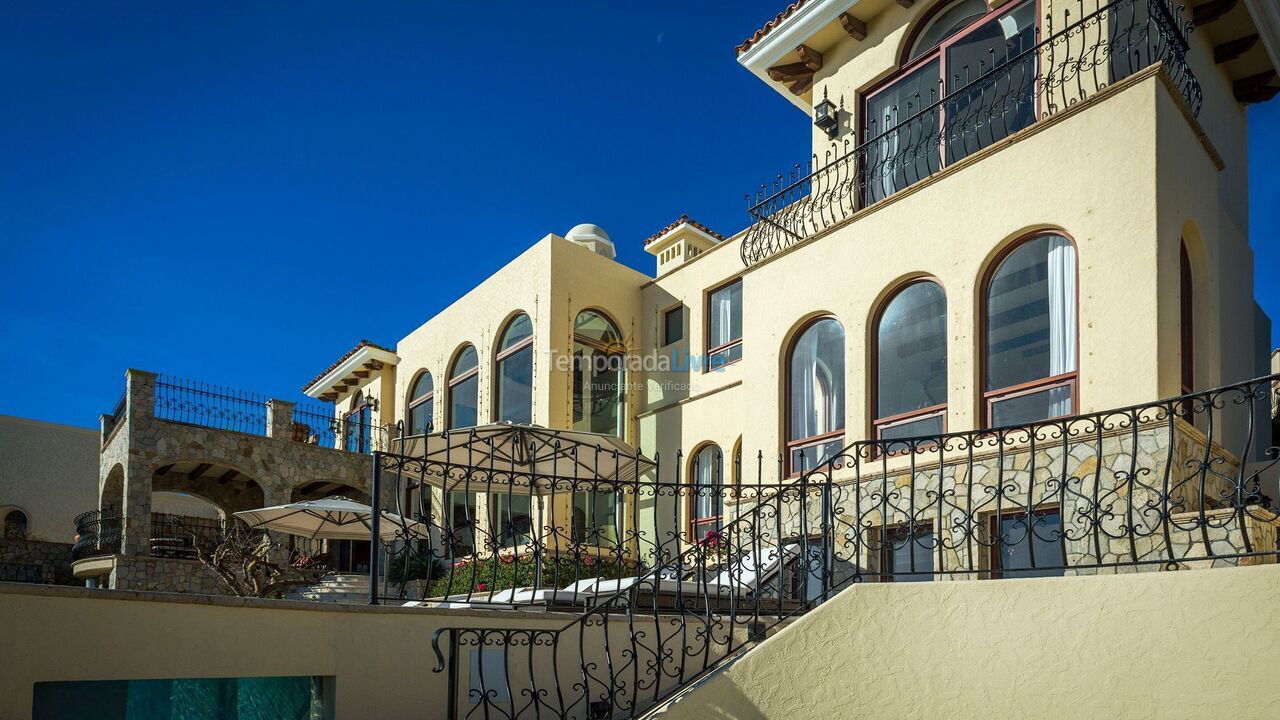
[
  {"left": 386, "top": 422, "right": 656, "bottom": 494},
  {"left": 233, "top": 497, "right": 427, "bottom": 542}
]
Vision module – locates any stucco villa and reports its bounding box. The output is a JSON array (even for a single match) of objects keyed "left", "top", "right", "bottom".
[{"left": 5, "top": 0, "right": 1280, "bottom": 718}]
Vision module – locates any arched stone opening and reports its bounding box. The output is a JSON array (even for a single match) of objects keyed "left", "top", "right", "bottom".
[{"left": 151, "top": 460, "right": 266, "bottom": 516}]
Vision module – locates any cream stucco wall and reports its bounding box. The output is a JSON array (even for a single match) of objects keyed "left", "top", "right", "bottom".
[
  {"left": 0, "top": 415, "right": 99, "bottom": 541},
  {"left": 651, "top": 563, "right": 1280, "bottom": 719},
  {"left": 0, "top": 583, "right": 646, "bottom": 720},
  {"left": 641, "top": 71, "right": 1230, "bottom": 472}
]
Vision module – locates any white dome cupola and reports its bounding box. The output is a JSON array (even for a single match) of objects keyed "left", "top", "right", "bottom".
[{"left": 566, "top": 223, "right": 616, "bottom": 259}]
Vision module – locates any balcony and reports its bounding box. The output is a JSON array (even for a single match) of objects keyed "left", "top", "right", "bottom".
[{"left": 740, "top": 0, "right": 1201, "bottom": 265}]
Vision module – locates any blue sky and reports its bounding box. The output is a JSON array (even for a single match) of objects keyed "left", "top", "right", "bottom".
[{"left": 0, "top": 2, "right": 1276, "bottom": 428}]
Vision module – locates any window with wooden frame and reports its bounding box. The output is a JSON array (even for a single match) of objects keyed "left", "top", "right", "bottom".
[
  {"left": 706, "top": 279, "right": 742, "bottom": 368},
  {"left": 662, "top": 305, "right": 684, "bottom": 347},
  {"left": 861, "top": 0, "right": 1037, "bottom": 206},
  {"left": 407, "top": 371, "right": 434, "bottom": 436},
  {"left": 879, "top": 521, "right": 935, "bottom": 582},
  {"left": 873, "top": 279, "right": 948, "bottom": 446},
  {"left": 447, "top": 345, "right": 479, "bottom": 429},
  {"left": 572, "top": 309, "right": 625, "bottom": 438},
  {"left": 689, "top": 443, "right": 723, "bottom": 542},
  {"left": 786, "top": 317, "right": 846, "bottom": 475},
  {"left": 988, "top": 507, "right": 1065, "bottom": 579},
  {"left": 343, "top": 393, "right": 373, "bottom": 454},
  {"left": 982, "top": 233, "right": 1078, "bottom": 427},
  {"left": 495, "top": 313, "right": 534, "bottom": 425}
]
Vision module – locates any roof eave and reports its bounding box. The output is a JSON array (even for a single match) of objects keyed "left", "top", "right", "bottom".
[
  {"left": 303, "top": 345, "right": 400, "bottom": 399},
  {"left": 737, "top": 0, "right": 860, "bottom": 112}
]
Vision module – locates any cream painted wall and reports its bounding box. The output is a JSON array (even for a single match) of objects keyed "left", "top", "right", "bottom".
[
  {"left": 0, "top": 415, "right": 98, "bottom": 541},
  {"left": 643, "top": 73, "right": 1196, "bottom": 473},
  {"left": 652, "top": 564, "right": 1280, "bottom": 719},
  {"left": 0, "top": 584, "right": 645, "bottom": 720}
]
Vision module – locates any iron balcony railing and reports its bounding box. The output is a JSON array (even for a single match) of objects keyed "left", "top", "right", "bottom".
[
  {"left": 741, "top": 0, "right": 1201, "bottom": 266},
  {"left": 71, "top": 511, "right": 230, "bottom": 561},
  {"left": 427, "top": 373, "right": 1279, "bottom": 719},
  {"left": 146, "top": 375, "right": 391, "bottom": 454},
  {"left": 154, "top": 376, "right": 271, "bottom": 435},
  {"left": 71, "top": 510, "right": 122, "bottom": 561}
]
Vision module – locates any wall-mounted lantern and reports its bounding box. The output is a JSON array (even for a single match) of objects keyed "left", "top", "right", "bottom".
[{"left": 813, "top": 87, "right": 839, "bottom": 139}]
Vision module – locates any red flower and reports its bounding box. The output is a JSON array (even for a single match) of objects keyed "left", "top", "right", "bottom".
[
  {"left": 452, "top": 560, "right": 469, "bottom": 568},
  {"left": 476, "top": 582, "right": 488, "bottom": 591},
  {"left": 499, "top": 555, "right": 514, "bottom": 564},
  {"left": 583, "top": 555, "right": 597, "bottom": 566}
]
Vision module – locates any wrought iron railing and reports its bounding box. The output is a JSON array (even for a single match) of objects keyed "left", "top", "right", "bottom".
[
  {"left": 154, "top": 376, "right": 270, "bottom": 435},
  {"left": 72, "top": 511, "right": 237, "bottom": 561},
  {"left": 291, "top": 405, "right": 393, "bottom": 454},
  {"left": 427, "top": 374, "right": 1279, "bottom": 719},
  {"left": 102, "top": 390, "right": 127, "bottom": 440},
  {"left": 741, "top": 0, "right": 1201, "bottom": 265},
  {"left": 71, "top": 511, "right": 122, "bottom": 560}
]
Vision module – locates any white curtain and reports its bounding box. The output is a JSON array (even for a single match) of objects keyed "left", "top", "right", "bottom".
[
  {"left": 716, "top": 291, "right": 732, "bottom": 347},
  {"left": 875, "top": 106, "right": 901, "bottom": 201},
  {"left": 1046, "top": 235, "right": 1077, "bottom": 417},
  {"left": 792, "top": 336, "right": 818, "bottom": 441},
  {"left": 695, "top": 447, "right": 720, "bottom": 519}
]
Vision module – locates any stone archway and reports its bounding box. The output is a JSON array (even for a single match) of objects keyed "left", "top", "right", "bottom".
[
  {"left": 100, "top": 463, "right": 125, "bottom": 516},
  {"left": 151, "top": 460, "right": 268, "bottom": 517}
]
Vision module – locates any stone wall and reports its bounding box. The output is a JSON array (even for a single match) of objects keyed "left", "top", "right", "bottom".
[
  {"left": 0, "top": 539, "right": 75, "bottom": 585},
  {"left": 720, "top": 419, "right": 1270, "bottom": 578},
  {"left": 109, "top": 556, "right": 225, "bottom": 595},
  {"left": 98, "top": 370, "right": 383, "bottom": 592}
]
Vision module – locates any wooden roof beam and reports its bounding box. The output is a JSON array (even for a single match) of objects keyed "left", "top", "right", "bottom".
[
  {"left": 840, "top": 13, "right": 867, "bottom": 41},
  {"left": 1214, "top": 34, "right": 1258, "bottom": 63},
  {"left": 795, "top": 44, "right": 823, "bottom": 72},
  {"left": 1193, "top": 0, "right": 1237, "bottom": 26},
  {"left": 768, "top": 61, "right": 816, "bottom": 82},
  {"left": 1234, "top": 70, "right": 1279, "bottom": 103}
]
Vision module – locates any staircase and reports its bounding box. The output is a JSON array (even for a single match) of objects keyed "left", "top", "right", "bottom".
[{"left": 284, "top": 573, "right": 371, "bottom": 603}]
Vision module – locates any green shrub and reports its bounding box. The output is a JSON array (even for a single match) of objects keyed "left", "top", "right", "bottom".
[{"left": 386, "top": 552, "right": 445, "bottom": 585}]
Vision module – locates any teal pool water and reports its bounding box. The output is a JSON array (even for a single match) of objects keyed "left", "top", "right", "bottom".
[{"left": 33, "top": 676, "right": 327, "bottom": 719}]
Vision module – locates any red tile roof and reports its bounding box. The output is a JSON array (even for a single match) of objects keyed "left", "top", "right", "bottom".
[
  {"left": 736, "top": 0, "right": 813, "bottom": 56},
  {"left": 302, "top": 339, "right": 394, "bottom": 394},
  {"left": 643, "top": 214, "right": 726, "bottom": 246}
]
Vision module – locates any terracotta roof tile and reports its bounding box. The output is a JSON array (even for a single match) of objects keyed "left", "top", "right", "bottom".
[
  {"left": 302, "top": 339, "right": 394, "bottom": 394},
  {"left": 736, "top": 0, "right": 813, "bottom": 56},
  {"left": 643, "top": 214, "right": 726, "bottom": 246}
]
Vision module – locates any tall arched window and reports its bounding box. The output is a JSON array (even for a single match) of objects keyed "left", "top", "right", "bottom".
[
  {"left": 863, "top": 0, "right": 1036, "bottom": 204},
  {"left": 447, "top": 345, "right": 479, "bottom": 429},
  {"left": 572, "top": 310, "right": 625, "bottom": 437},
  {"left": 495, "top": 313, "right": 534, "bottom": 424},
  {"left": 787, "top": 317, "right": 846, "bottom": 474},
  {"left": 984, "top": 233, "right": 1078, "bottom": 426},
  {"left": 1180, "top": 241, "right": 1195, "bottom": 395},
  {"left": 691, "top": 444, "right": 722, "bottom": 541},
  {"left": 407, "top": 372, "right": 434, "bottom": 435},
  {"left": 874, "top": 280, "right": 947, "bottom": 440}
]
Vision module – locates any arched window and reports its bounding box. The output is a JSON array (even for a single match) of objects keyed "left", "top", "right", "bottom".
[
  {"left": 407, "top": 372, "right": 434, "bottom": 436},
  {"left": 691, "top": 444, "right": 722, "bottom": 541},
  {"left": 447, "top": 345, "right": 479, "bottom": 429},
  {"left": 572, "top": 310, "right": 625, "bottom": 437},
  {"left": 863, "top": 0, "right": 1036, "bottom": 204},
  {"left": 3, "top": 509, "right": 28, "bottom": 538},
  {"left": 874, "top": 280, "right": 947, "bottom": 440},
  {"left": 787, "top": 318, "right": 846, "bottom": 474},
  {"left": 984, "top": 233, "right": 1078, "bottom": 426},
  {"left": 1180, "top": 241, "right": 1195, "bottom": 395},
  {"left": 495, "top": 313, "right": 534, "bottom": 424}
]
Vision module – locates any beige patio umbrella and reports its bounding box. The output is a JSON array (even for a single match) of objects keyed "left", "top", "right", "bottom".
[
  {"left": 233, "top": 497, "right": 427, "bottom": 542},
  {"left": 386, "top": 422, "right": 656, "bottom": 494}
]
